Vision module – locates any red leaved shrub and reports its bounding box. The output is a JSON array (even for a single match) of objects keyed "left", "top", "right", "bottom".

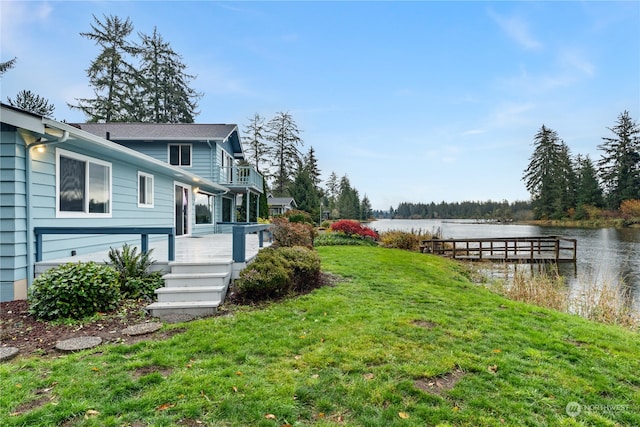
[{"left": 329, "top": 220, "right": 379, "bottom": 240}]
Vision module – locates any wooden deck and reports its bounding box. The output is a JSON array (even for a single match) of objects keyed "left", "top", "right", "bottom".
[{"left": 420, "top": 236, "right": 576, "bottom": 263}]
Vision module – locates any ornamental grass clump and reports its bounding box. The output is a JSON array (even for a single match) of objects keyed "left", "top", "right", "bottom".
[{"left": 28, "top": 262, "right": 121, "bottom": 320}]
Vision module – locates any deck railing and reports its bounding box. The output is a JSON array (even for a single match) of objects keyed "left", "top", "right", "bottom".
[
  {"left": 219, "top": 166, "right": 264, "bottom": 191},
  {"left": 232, "top": 223, "right": 271, "bottom": 263},
  {"left": 34, "top": 227, "right": 176, "bottom": 262},
  {"left": 420, "top": 236, "right": 577, "bottom": 263}
]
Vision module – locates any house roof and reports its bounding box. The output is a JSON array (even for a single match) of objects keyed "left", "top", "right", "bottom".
[
  {"left": 75, "top": 123, "right": 237, "bottom": 141},
  {"left": 0, "top": 104, "right": 229, "bottom": 194},
  {"left": 75, "top": 123, "right": 244, "bottom": 156},
  {"left": 268, "top": 197, "right": 297, "bottom": 207}
]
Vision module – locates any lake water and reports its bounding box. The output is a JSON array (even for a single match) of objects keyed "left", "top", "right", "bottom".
[{"left": 368, "top": 219, "right": 640, "bottom": 313}]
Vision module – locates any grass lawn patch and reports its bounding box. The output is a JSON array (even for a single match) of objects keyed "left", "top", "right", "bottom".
[{"left": 1, "top": 246, "right": 638, "bottom": 426}]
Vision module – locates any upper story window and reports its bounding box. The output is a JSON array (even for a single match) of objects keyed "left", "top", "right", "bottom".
[
  {"left": 57, "top": 149, "right": 111, "bottom": 217},
  {"left": 138, "top": 172, "right": 154, "bottom": 208},
  {"left": 169, "top": 144, "right": 191, "bottom": 166}
]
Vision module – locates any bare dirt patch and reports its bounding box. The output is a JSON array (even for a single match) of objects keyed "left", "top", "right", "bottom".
[
  {"left": 0, "top": 299, "right": 163, "bottom": 358},
  {"left": 414, "top": 367, "right": 466, "bottom": 396},
  {"left": 412, "top": 319, "right": 438, "bottom": 329}
]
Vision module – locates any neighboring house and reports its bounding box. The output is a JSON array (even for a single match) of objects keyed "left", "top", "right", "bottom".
[
  {"left": 268, "top": 195, "right": 297, "bottom": 216},
  {"left": 0, "top": 104, "right": 263, "bottom": 302}
]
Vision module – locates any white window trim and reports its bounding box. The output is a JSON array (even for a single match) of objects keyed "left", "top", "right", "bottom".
[
  {"left": 194, "top": 190, "right": 215, "bottom": 226},
  {"left": 137, "top": 171, "right": 155, "bottom": 208},
  {"left": 168, "top": 143, "right": 192, "bottom": 167},
  {"left": 56, "top": 148, "right": 112, "bottom": 218}
]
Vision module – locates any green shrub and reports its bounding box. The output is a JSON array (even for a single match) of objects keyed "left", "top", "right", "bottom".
[
  {"left": 270, "top": 217, "right": 316, "bottom": 248},
  {"left": 232, "top": 246, "right": 322, "bottom": 303},
  {"left": 284, "top": 209, "right": 315, "bottom": 225},
  {"left": 29, "top": 262, "right": 121, "bottom": 320},
  {"left": 314, "top": 233, "right": 378, "bottom": 247},
  {"left": 233, "top": 248, "right": 292, "bottom": 302},
  {"left": 278, "top": 246, "right": 321, "bottom": 293},
  {"left": 108, "top": 244, "right": 163, "bottom": 299}
]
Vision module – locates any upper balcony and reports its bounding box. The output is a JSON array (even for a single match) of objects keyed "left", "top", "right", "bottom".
[{"left": 219, "top": 166, "right": 264, "bottom": 194}]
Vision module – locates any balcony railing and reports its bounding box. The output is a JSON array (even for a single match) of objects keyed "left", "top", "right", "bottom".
[{"left": 219, "top": 166, "right": 264, "bottom": 192}]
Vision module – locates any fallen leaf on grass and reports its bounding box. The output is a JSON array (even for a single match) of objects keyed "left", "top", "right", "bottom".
[
  {"left": 398, "top": 412, "right": 410, "bottom": 419},
  {"left": 488, "top": 365, "right": 498, "bottom": 374},
  {"left": 265, "top": 413, "right": 276, "bottom": 419},
  {"left": 84, "top": 409, "right": 100, "bottom": 419},
  {"left": 157, "top": 403, "right": 175, "bottom": 411},
  {"left": 492, "top": 349, "right": 502, "bottom": 353},
  {"left": 363, "top": 373, "right": 375, "bottom": 380}
]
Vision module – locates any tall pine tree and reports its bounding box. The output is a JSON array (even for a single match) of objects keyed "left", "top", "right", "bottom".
[
  {"left": 71, "top": 14, "right": 140, "bottom": 122},
  {"left": 523, "top": 125, "right": 568, "bottom": 219},
  {"left": 242, "top": 113, "right": 269, "bottom": 173},
  {"left": 137, "top": 27, "right": 201, "bottom": 123},
  {"left": 266, "top": 112, "right": 303, "bottom": 196},
  {"left": 598, "top": 111, "right": 640, "bottom": 209}
]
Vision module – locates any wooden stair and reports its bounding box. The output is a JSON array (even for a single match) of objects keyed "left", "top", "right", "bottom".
[{"left": 146, "top": 261, "right": 233, "bottom": 320}]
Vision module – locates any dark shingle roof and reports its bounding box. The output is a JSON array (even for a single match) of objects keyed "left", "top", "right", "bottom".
[{"left": 75, "top": 123, "right": 237, "bottom": 141}]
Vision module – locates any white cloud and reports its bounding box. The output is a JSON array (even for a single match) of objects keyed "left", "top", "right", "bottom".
[{"left": 488, "top": 9, "right": 542, "bottom": 51}]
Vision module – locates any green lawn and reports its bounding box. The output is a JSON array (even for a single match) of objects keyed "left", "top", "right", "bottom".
[{"left": 1, "top": 246, "right": 638, "bottom": 426}]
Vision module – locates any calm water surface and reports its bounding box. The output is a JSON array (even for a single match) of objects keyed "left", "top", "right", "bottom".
[{"left": 370, "top": 219, "right": 640, "bottom": 313}]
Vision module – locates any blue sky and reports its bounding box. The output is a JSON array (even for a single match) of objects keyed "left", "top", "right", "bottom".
[{"left": 2, "top": 1, "right": 639, "bottom": 210}]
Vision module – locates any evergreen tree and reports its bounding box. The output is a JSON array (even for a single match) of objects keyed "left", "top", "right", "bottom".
[
  {"left": 336, "top": 175, "right": 360, "bottom": 219},
  {"left": 242, "top": 113, "right": 269, "bottom": 173},
  {"left": 289, "top": 159, "right": 320, "bottom": 217},
  {"left": 598, "top": 111, "right": 640, "bottom": 209},
  {"left": 360, "top": 195, "right": 372, "bottom": 220},
  {"left": 71, "top": 14, "right": 140, "bottom": 122},
  {"left": 324, "top": 171, "right": 340, "bottom": 218},
  {"left": 266, "top": 111, "right": 303, "bottom": 196},
  {"left": 303, "top": 146, "right": 322, "bottom": 190},
  {"left": 555, "top": 142, "right": 577, "bottom": 217},
  {"left": 0, "top": 57, "right": 17, "bottom": 76},
  {"left": 575, "top": 155, "right": 603, "bottom": 208},
  {"left": 522, "top": 125, "right": 568, "bottom": 219},
  {"left": 7, "top": 90, "right": 55, "bottom": 117},
  {"left": 259, "top": 176, "right": 269, "bottom": 220},
  {"left": 137, "top": 27, "right": 201, "bottom": 123}
]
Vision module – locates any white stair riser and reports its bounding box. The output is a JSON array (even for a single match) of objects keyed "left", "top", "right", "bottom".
[
  {"left": 156, "top": 289, "right": 224, "bottom": 303},
  {"left": 148, "top": 306, "right": 217, "bottom": 318},
  {"left": 169, "top": 263, "right": 232, "bottom": 274},
  {"left": 163, "top": 274, "right": 230, "bottom": 288}
]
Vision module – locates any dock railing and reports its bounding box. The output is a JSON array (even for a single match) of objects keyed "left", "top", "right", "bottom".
[{"left": 420, "top": 236, "right": 576, "bottom": 263}]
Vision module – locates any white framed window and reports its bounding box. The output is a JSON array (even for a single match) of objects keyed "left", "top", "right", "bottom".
[
  {"left": 220, "top": 149, "right": 233, "bottom": 183},
  {"left": 56, "top": 148, "right": 112, "bottom": 217},
  {"left": 195, "top": 191, "right": 214, "bottom": 224},
  {"left": 138, "top": 172, "right": 154, "bottom": 208},
  {"left": 169, "top": 144, "right": 192, "bottom": 166}
]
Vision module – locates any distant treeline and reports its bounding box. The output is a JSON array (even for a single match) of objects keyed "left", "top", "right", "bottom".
[{"left": 372, "top": 200, "right": 533, "bottom": 221}]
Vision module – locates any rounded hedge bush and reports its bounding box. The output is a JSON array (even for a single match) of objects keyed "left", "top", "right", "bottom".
[
  {"left": 277, "top": 246, "right": 321, "bottom": 293},
  {"left": 233, "top": 248, "right": 293, "bottom": 302},
  {"left": 29, "top": 262, "right": 121, "bottom": 320}
]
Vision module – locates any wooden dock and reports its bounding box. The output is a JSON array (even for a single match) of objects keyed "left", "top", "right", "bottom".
[{"left": 420, "top": 236, "right": 577, "bottom": 263}]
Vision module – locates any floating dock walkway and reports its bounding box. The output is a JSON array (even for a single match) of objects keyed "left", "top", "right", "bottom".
[{"left": 420, "top": 236, "right": 577, "bottom": 263}]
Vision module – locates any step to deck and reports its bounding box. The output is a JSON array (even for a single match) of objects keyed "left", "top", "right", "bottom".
[
  {"left": 168, "top": 261, "right": 233, "bottom": 275},
  {"left": 162, "top": 272, "right": 230, "bottom": 288},
  {"left": 155, "top": 285, "right": 227, "bottom": 303},
  {"left": 146, "top": 301, "right": 220, "bottom": 319}
]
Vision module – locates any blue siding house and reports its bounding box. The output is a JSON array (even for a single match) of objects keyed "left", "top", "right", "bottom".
[{"left": 0, "top": 104, "right": 263, "bottom": 302}]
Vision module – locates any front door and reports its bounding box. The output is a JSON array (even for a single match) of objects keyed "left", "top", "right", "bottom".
[{"left": 175, "top": 184, "right": 190, "bottom": 236}]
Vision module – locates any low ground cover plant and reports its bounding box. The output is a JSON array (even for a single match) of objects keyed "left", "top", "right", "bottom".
[{"left": 28, "top": 262, "right": 121, "bottom": 320}]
